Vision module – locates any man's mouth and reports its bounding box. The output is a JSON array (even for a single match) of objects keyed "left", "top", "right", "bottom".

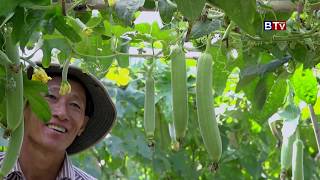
[{"left": 46, "top": 124, "right": 67, "bottom": 133}]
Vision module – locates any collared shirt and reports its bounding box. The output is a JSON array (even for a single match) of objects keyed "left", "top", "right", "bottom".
[{"left": 0, "top": 152, "right": 97, "bottom": 180}]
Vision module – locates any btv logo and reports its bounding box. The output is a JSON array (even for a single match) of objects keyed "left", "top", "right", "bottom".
[{"left": 264, "top": 21, "right": 286, "bottom": 31}]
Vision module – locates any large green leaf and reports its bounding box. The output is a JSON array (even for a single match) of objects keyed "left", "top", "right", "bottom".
[
  {"left": 115, "top": 0, "right": 144, "bottom": 26},
  {"left": 158, "top": 0, "right": 176, "bottom": 24},
  {"left": 0, "top": 0, "right": 22, "bottom": 16},
  {"left": 86, "top": 10, "right": 102, "bottom": 28},
  {"left": 254, "top": 75, "right": 272, "bottom": 110},
  {"left": 238, "top": 56, "right": 290, "bottom": 89},
  {"left": 53, "top": 15, "right": 82, "bottom": 43},
  {"left": 134, "top": 22, "right": 175, "bottom": 42},
  {"left": 260, "top": 76, "right": 287, "bottom": 120},
  {"left": 12, "top": 8, "right": 46, "bottom": 48},
  {"left": 207, "top": 0, "right": 257, "bottom": 35},
  {"left": 104, "top": 20, "right": 132, "bottom": 38},
  {"left": 23, "top": 77, "right": 51, "bottom": 123},
  {"left": 209, "top": 47, "right": 229, "bottom": 96},
  {"left": 143, "top": 0, "right": 156, "bottom": 9},
  {"left": 291, "top": 66, "right": 318, "bottom": 105},
  {"left": 117, "top": 37, "right": 130, "bottom": 68},
  {"left": 41, "top": 36, "right": 72, "bottom": 68},
  {"left": 75, "top": 36, "right": 114, "bottom": 78},
  {"left": 190, "top": 19, "right": 221, "bottom": 39},
  {"left": 175, "top": 0, "right": 205, "bottom": 21}
]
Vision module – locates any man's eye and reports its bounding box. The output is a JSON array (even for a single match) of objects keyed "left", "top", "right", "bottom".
[
  {"left": 45, "top": 94, "right": 57, "bottom": 100},
  {"left": 71, "top": 103, "right": 81, "bottom": 109}
]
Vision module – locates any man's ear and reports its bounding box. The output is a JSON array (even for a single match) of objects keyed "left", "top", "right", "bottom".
[{"left": 78, "top": 116, "right": 89, "bottom": 136}]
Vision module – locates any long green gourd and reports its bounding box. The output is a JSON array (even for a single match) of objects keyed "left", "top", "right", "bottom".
[
  {"left": 0, "top": 29, "right": 24, "bottom": 177},
  {"left": 292, "top": 138, "right": 304, "bottom": 180},
  {"left": 196, "top": 49, "right": 222, "bottom": 170},
  {"left": 4, "top": 30, "right": 23, "bottom": 132},
  {"left": 170, "top": 44, "right": 188, "bottom": 143},
  {"left": 280, "top": 133, "right": 295, "bottom": 179},
  {"left": 144, "top": 72, "right": 155, "bottom": 147},
  {"left": 0, "top": 120, "right": 24, "bottom": 177}
]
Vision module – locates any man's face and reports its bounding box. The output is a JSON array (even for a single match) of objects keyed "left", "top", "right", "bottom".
[{"left": 24, "top": 76, "right": 89, "bottom": 153}]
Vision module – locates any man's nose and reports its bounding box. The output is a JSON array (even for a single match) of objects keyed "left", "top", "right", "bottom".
[{"left": 51, "top": 99, "right": 68, "bottom": 121}]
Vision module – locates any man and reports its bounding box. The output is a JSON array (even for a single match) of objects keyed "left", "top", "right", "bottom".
[{"left": 0, "top": 63, "right": 117, "bottom": 180}]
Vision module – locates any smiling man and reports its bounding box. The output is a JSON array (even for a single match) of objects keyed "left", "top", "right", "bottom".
[{"left": 0, "top": 64, "right": 117, "bottom": 180}]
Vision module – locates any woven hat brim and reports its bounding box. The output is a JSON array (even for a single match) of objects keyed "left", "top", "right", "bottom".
[{"left": 27, "top": 64, "right": 117, "bottom": 154}]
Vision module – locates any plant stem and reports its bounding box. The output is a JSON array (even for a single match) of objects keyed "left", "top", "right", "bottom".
[
  {"left": 0, "top": 50, "right": 13, "bottom": 66},
  {"left": 308, "top": 104, "right": 320, "bottom": 158},
  {"left": 222, "top": 21, "right": 235, "bottom": 41},
  {"left": 0, "top": 13, "right": 14, "bottom": 29},
  {"left": 20, "top": 57, "right": 37, "bottom": 69},
  {"left": 205, "top": 34, "right": 212, "bottom": 52},
  {"left": 20, "top": 40, "right": 43, "bottom": 62},
  {"left": 62, "top": 57, "right": 71, "bottom": 82},
  {"left": 246, "top": 32, "right": 320, "bottom": 42},
  {"left": 23, "top": 4, "right": 57, "bottom": 10}
]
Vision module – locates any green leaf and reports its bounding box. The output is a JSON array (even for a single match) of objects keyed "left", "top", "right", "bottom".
[
  {"left": 117, "top": 37, "right": 130, "bottom": 68},
  {"left": 23, "top": 77, "right": 51, "bottom": 123},
  {"left": 12, "top": 8, "right": 46, "bottom": 48},
  {"left": 238, "top": 56, "right": 290, "bottom": 89},
  {"left": 158, "top": 0, "right": 176, "bottom": 24},
  {"left": 66, "top": 17, "right": 84, "bottom": 34},
  {"left": 105, "top": 135, "right": 125, "bottom": 157},
  {"left": 115, "top": 0, "right": 144, "bottom": 26},
  {"left": 11, "top": 6, "right": 24, "bottom": 43},
  {"left": 75, "top": 35, "right": 113, "bottom": 63},
  {"left": 261, "top": 76, "right": 287, "bottom": 120},
  {"left": 86, "top": 10, "right": 102, "bottom": 28},
  {"left": 175, "top": 0, "right": 205, "bottom": 21},
  {"left": 190, "top": 19, "right": 221, "bottom": 39},
  {"left": 41, "top": 36, "right": 72, "bottom": 68},
  {"left": 134, "top": 22, "right": 175, "bottom": 41},
  {"left": 143, "top": 0, "right": 155, "bottom": 9},
  {"left": 103, "top": 20, "right": 132, "bottom": 38},
  {"left": 0, "top": 0, "right": 22, "bottom": 16},
  {"left": 289, "top": 42, "right": 308, "bottom": 63},
  {"left": 53, "top": 15, "right": 82, "bottom": 43},
  {"left": 209, "top": 47, "right": 229, "bottom": 96},
  {"left": 291, "top": 66, "right": 318, "bottom": 105},
  {"left": 254, "top": 76, "right": 269, "bottom": 110},
  {"left": 207, "top": 0, "right": 256, "bottom": 35},
  {"left": 150, "top": 22, "right": 175, "bottom": 41}
]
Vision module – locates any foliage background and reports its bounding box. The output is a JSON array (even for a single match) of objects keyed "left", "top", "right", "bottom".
[{"left": 0, "top": 0, "right": 320, "bottom": 179}]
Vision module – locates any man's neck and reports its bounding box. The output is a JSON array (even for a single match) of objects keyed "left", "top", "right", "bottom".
[{"left": 19, "top": 139, "right": 66, "bottom": 180}]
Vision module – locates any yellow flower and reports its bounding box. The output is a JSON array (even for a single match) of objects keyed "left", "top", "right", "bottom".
[
  {"left": 32, "top": 68, "right": 52, "bottom": 84},
  {"left": 119, "top": 68, "right": 129, "bottom": 76},
  {"left": 105, "top": 67, "right": 118, "bottom": 81},
  {"left": 105, "top": 67, "right": 130, "bottom": 87},
  {"left": 116, "top": 75, "right": 130, "bottom": 86},
  {"left": 59, "top": 80, "right": 71, "bottom": 95}
]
